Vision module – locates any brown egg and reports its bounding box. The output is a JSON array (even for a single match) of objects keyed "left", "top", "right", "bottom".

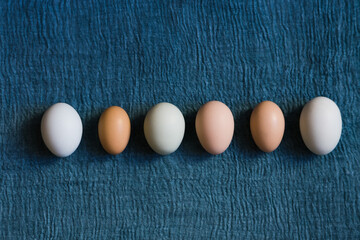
[
  {"left": 98, "top": 106, "right": 131, "bottom": 155},
  {"left": 250, "top": 101, "right": 285, "bottom": 152}
]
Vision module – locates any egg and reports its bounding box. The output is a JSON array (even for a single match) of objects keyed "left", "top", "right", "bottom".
[
  {"left": 98, "top": 106, "right": 131, "bottom": 155},
  {"left": 41, "top": 103, "right": 83, "bottom": 157},
  {"left": 250, "top": 101, "right": 285, "bottom": 152},
  {"left": 195, "top": 101, "right": 234, "bottom": 155},
  {"left": 300, "top": 96, "right": 342, "bottom": 155},
  {"left": 144, "top": 102, "right": 185, "bottom": 155}
]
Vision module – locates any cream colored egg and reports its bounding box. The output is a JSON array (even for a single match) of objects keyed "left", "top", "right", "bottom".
[{"left": 144, "top": 102, "right": 185, "bottom": 155}]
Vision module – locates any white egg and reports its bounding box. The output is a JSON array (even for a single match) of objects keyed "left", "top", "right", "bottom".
[
  {"left": 299, "top": 97, "right": 342, "bottom": 155},
  {"left": 144, "top": 102, "right": 185, "bottom": 155},
  {"left": 41, "top": 103, "right": 83, "bottom": 157}
]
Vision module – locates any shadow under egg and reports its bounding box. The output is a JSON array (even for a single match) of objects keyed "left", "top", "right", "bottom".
[{"left": 21, "top": 108, "right": 58, "bottom": 164}]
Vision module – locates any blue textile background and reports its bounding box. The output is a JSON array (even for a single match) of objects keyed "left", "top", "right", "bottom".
[{"left": 1, "top": 0, "right": 359, "bottom": 239}]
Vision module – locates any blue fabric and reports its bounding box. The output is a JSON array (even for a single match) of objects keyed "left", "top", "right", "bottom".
[{"left": 1, "top": 0, "right": 359, "bottom": 239}]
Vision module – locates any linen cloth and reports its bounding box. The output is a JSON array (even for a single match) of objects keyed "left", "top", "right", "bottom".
[{"left": 1, "top": 0, "right": 359, "bottom": 239}]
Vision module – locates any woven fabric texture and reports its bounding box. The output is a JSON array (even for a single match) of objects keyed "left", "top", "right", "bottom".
[{"left": 1, "top": 1, "right": 359, "bottom": 239}]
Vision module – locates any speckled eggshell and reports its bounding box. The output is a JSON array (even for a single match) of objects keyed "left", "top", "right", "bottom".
[
  {"left": 195, "top": 101, "right": 234, "bottom": 155},
  {"left": 250, "top": 101, "right": 285, "bottom": 152},
  {"left": 98, "top": 106, "right": 131, "bottom": 155}
]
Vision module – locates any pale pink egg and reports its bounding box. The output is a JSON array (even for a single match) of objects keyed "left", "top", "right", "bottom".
[{"left": 195, "top": 101, "right": 234, "bottom": 155}]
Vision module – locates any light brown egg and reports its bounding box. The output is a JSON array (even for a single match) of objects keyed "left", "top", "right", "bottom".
[
  {"left": 98, "top": 106, "right": 131, "bottom": 155},
  {"left": 250, "top": 101, "right": 285, "bottom": 152},
  {"left": 195, "top": 101, "right": 234, "bottom": 155}
]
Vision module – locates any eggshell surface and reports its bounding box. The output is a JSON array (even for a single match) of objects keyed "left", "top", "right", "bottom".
[
  {"left": 144, "top": 102, "right": 185, "bottom": 155},
  {"left": 300, "top": 96, "right": 342, "bottom": 155},
  {"left": 41, "top": 103, "right": 83, "bottom": 157},
  {"left": 98, "top": 106, "right": 131, "bottom": 155},
  {"left": 195, "top": 101, "right": 234, "bottom": 155},
  {"left": 250, "top": 101, "right": 285, "bottom": 152}
]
